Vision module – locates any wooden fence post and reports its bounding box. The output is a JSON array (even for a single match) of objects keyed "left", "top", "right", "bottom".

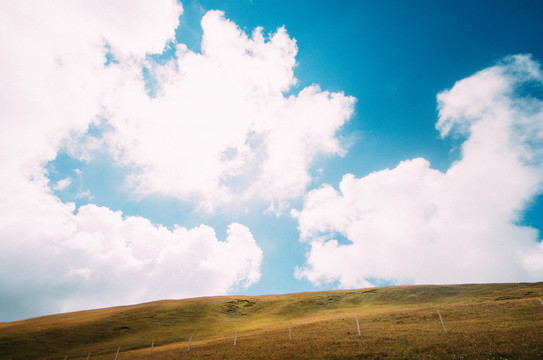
[
  {"left": 289, "top": 322, "right": 292, "bottom": 340},
  {"left": 150, "top": 342, "right": 154, "bottom": 355},
  {"left": 437, "top": 310, "right": 448, "bottom": 334},
  {"left": 114, "top": 347, "right": 120, "bottom": 360},
  {"left": 355, "top": 316, "right": 361, "bottom": 338},
  {"left": 86, "top": 353, "right": 91, "bottom": 360},
  {"left": 188, "top": 336, "right": 192, "bottom": 352},
  {"left": 234, "top": 330, "right": 238, "bottom": 346}
]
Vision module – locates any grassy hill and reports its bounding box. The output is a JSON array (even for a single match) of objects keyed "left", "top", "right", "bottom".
[{"left": 1, "top": 282, "right": 543, "bottom": 359}]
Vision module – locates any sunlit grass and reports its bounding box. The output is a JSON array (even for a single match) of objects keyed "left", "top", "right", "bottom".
[{"left": 1, "top": 283, "right": 542, "bottom": 359}]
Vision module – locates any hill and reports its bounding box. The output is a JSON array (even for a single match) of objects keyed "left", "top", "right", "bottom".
[{"left": 1, "top": 282, "right": 543, "bottom": 359}]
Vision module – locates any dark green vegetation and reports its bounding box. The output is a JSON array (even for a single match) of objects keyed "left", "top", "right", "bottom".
[{"left": 1, "top": 283, "right": 542, "bottom": 359}]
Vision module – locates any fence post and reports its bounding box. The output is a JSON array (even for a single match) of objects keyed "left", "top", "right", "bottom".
[
  {"left": 150, "top": 342, "right": 154, "bottom": 355},
  {"left": 355, "top": 316, "right": 361, "bottom": 338},
  {"left": 86, "top": 353, "right": 91, "bottom": 360},
  {"left": 437, "top": 310, "right": 448, "bottom": 334},
  {"left": 289, "top": 322, "right": 292, "bottom": 340},
  {"left": 188, "top": 336, "right": 192, "bottom": 352},
  {"left": 114, "top": 347, "right": 120, "bottom": 360},
  {"left": 234, "top": 330, "right": 238, "bottom": 346}
]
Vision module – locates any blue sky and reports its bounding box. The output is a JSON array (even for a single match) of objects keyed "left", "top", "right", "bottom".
[{"left": 1, "top": 0, "right": 543, "bottom": 321}]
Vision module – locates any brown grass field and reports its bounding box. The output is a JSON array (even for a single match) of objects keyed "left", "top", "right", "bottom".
[{"left": 1, "top": 283, "right": 542, "bottom": 359}]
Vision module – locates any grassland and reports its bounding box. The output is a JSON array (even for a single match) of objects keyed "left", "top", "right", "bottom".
[{"left": 1, "top": 282, "right": 542, "bottom": 359}]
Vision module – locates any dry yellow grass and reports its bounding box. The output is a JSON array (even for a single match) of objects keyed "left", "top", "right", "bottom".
[{"left": 1, "top": 283, "right": 542, "bottom": 359}]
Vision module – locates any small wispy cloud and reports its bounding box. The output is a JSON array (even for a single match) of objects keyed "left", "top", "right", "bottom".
[
  {"left": 75, "top": 190, "right": 93, "bottom": 201},
  {"left": 53, "top": 177, "right": 72, "bottom": 191}
]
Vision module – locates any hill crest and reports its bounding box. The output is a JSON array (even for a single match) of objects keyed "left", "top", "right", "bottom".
[{"left": 1, "top": 282, "right": 543, "bottom": 359}]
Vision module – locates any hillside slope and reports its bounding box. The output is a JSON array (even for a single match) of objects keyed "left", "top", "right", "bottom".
[{"left": 1, "top": 282, "right": 543, "bottom": 359}]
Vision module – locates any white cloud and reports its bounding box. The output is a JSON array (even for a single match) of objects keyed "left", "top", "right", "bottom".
[
  {"left": 293, "top": 55, "right": 543, "bottom": 288},
  {"left": 0, "top": 1, "right": 265, "bottom": 321},
  {"left": 75, "top": 190, "right": 93, "bottom": 200},
  {"left": 64, "top": 205, "right": 262, "bottom": 312},
  {"left": 0, "top": 185, "right": 262, "bottom": 320},
  {"left": 53, "top": 177, "right": 72, "bottom": 191},
  {"left": 104, "top": 10, "right": 355, "bottom": 211},
  {"left": 0, "top": 0, "right": 182, "bottom": 177}
]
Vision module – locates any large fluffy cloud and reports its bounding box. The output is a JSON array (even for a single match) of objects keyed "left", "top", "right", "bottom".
[
  {"left": 293, "top": 55, "right": 543, "bottom": 288},
  {"left": 104, "top": 10, "right": 355, "bottom": 211},
  {"left": 0, "top": 0, "right": 182, "bottom": 177},
  {"left": 0, "top": 1, "right": 267, "bottom": 321},
  {"left": 0, "top": 191, "right": 262, "bottom": 320}
]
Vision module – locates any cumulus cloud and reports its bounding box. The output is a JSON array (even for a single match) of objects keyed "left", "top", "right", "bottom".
[
  {"left": 0, "top": 0, "right": 182, "bottom": 178},
  {"left": 64, "top": 206, "right": 261, "bottom": 310},
  {"left": 104, "top": 10, "right": 355, "bottom": 211},
  {"left": 0, "top": 184, "right": 262, "bottom": 320},
  {"left": 293, "top": 55, "right": 543, "bottom": 288},
  {"left": 0, "top": 1, "right": 266, "bottom": 321}
]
